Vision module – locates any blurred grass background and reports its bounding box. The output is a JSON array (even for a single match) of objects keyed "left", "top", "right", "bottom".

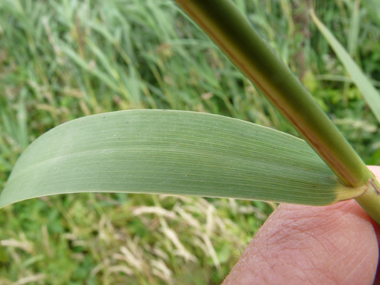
[{"left": 0, "top": 0, "right": 379, "bottom": 284}]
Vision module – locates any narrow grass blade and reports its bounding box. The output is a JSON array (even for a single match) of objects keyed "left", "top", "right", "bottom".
[
  {"left": 311, "top": 10, "right": 380, "bottom": 123},
  {"left": 0, "top": 110, "right": 364, "bottom": 208},
  {"left": 59, "top": 44, "right": 122, "bottom": 93},
  {"left": 348, "top": 0, "right": 360, "bottom": 55}
]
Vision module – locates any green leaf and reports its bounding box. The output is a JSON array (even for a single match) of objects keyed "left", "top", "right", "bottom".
[
  {"left": 0, "top": 110, "right": 364, "bottom": 208},
  {"left": 311, "top": 10, "right": 380, "bottom": 123}
]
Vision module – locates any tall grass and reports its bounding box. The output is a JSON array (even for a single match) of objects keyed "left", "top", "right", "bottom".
[{"left": 0, "top": 0, "right": 379, "bottom": 283}]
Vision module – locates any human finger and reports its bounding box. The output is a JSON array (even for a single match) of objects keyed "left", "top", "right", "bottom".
[{"left": 223, "top": 166, "right": 380, "bottom": 285}]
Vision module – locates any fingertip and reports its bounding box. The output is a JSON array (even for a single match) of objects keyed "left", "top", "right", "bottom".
[{"left": 223, "top": 200, "right": 378, "bottom": 285}]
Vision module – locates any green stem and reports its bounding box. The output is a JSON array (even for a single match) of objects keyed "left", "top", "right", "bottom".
[
  {"left": 174, "top": 0, "right": 380, "bottom": 223},
  {"left": 356, "top": 178, "right": 380, "bottom": 225}
]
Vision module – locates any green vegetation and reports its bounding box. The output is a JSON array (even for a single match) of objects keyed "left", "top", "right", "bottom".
[{"left": 0, "top": 0, "right": 379, "bottom": 284}]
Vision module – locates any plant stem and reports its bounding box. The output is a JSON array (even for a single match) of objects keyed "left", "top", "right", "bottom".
[
  {"left": 174, "top": 0, "right": 380, "bottom": 223},
  {"left": 356, "top": 179, "right": 380, "bottom": 225}
]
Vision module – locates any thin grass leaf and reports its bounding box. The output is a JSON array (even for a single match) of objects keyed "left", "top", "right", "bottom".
[
  {"left": 0, "top": 110, "right": 365, "bottom": 209},
  {"left": 311, "top": 9, "right": 380, "bottom": 123},
  {"left": 348, "top": 0, "right": 360, "bottom": 55},
  {"left": 59, "top": 44, "right": 122, "bottom": 93}
]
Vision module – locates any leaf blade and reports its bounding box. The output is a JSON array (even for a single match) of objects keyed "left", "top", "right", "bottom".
[{"left": 0, "top": 110, "right": 363, "bottom": 208}]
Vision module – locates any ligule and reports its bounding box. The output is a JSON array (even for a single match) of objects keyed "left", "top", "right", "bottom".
[{"left": 335, "top": 178, "right": 375, "bottom": 203}]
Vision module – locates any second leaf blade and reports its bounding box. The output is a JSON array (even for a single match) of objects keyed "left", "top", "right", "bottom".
[{"left": 311, "top": 10, "right": 380, "bottom": 123}]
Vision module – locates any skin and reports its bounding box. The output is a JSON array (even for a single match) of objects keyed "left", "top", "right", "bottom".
[{"left": 223, "top": 166, "right": 380, "bottom": 285}]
